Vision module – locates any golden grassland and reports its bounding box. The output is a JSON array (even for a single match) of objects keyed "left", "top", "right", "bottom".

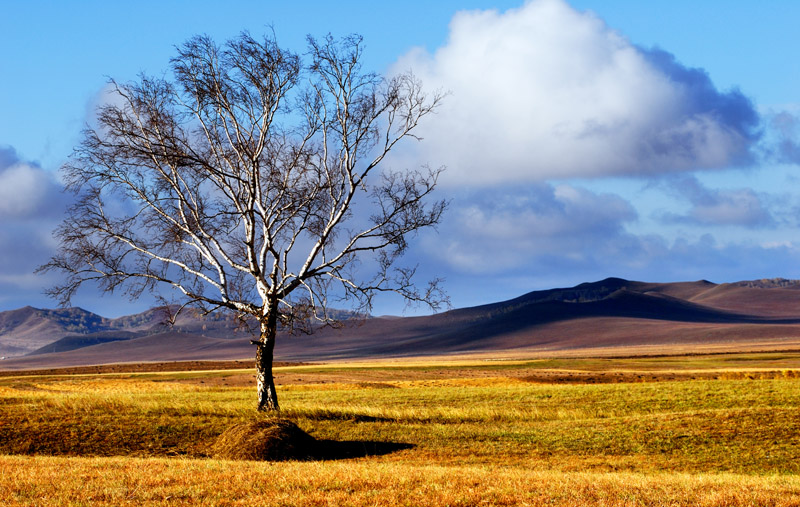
[
  {"left": 4, "top": 457, "right": 800, "bottom": 506},
  {"left": 1, "top": 352, "right": 800, "bottom": 506}
]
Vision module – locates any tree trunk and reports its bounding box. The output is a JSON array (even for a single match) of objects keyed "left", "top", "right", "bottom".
[{"left": 255, "top": 315, "right": 279, "bottom": 411}]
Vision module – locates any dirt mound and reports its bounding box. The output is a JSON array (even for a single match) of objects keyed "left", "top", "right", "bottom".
[{"left": 212, "top": 419, "right": 316, "bottom": 461}]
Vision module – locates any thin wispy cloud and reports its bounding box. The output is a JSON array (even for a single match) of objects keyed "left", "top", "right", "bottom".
[{"left": 770, "top": 111, "right": 800, "bottom": 165}]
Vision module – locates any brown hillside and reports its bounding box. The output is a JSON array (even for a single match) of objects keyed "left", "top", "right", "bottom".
[
  {"left": 690, "top": 281, "right": 800, "bottom": 317},
  {"left": 4, "top": 277, "right": 800, "bottom": 370}
]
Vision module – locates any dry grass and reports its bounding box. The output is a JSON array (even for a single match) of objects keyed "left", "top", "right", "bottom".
[
  {"left": 2, "top": 456, "right": 800, "bottom": 506},
  {"left": 1, "top": 352, "right": 800, "bottom": 505}
]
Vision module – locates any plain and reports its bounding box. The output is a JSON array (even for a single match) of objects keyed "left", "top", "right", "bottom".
[{"left": 1, "top": 352, "right": 800, "bottom": 506}]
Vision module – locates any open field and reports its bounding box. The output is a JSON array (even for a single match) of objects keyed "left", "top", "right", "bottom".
[{"left": 2, "top": 352, "right": 800, "bottom": 505}]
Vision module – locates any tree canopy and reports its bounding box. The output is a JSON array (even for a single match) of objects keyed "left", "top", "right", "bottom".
[{"left": 41, "top": 32, "right": 447, "bottom": 410}]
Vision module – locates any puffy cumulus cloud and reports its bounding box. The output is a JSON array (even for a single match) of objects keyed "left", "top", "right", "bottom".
[
  {"left": 0, "top": 146, "right": 66, "bottom": 219},
  {"left": 658, "top": 176, "right": 774, "bottom": 228},
  {"left": 393, "top": 0, "right": 759, "bottom": 185},
  {"left": 426, "top": 184, "right": 637, "bottom": 274},
  {"left": 0, "top": 146, "right": 71, "bottom": 311}
]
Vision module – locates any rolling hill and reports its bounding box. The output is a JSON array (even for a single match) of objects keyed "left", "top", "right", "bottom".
[
  {"left": 0, "top": 306, "right": 112, "bottom": 357},
  {"left": 3, "top": 277, "right": 800, "bottom": 370}
]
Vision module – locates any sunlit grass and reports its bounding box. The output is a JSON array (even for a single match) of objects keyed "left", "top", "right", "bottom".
[
  {"left": 3, "top": 456, "right": 800, "bottom": 507},
  {"left": 1, "top": 353, "right": 800, "bottom": 505}
]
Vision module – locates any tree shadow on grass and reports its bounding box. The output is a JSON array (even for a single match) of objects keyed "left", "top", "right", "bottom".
[{"left": 310, "top": 439, "right": 414, "bottom": 460}]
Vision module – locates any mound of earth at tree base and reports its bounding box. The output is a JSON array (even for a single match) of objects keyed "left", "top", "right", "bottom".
[
  {"left": 211, "top": 419, "right": 416, "bottom": 461},
  {"left": 212, "top": 419, "right": 316, "bottom": 461}
]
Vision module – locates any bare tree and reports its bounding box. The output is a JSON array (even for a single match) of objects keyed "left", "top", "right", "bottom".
[{"left": 40, "top": 32, "right": 447, "bottom": 411}]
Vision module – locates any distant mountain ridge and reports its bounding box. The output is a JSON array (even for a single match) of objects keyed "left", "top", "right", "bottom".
[
  {"left": 0, "top": 306, "right": 112, "bottom": 356},
  {"left": 3, "top": 277, "right": 800, "bottom": 369},
  {"left": 0, "top": 305, "right": 246, "bottom": 358}
]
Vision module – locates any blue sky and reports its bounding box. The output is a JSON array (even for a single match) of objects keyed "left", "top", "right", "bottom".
[{"left": 1, "top": 0, "right": 799, "bottom": 317}]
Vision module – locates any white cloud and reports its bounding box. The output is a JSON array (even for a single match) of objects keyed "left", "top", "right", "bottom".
[
  {"left": 690, "top": 189, "right": 769, "bottom": 226},
  {"left": 0, "top": 146, "right": 73, "bottom": 311},
  {"left": 658, "top": 175, "right": 773, "bottom": 228},
  {"left": 393, "top": 0, "right": 759, "bottom": 186},
  {"left": 428, "top": 184, "right": 636, "bottom": 273},
  {"left": 0, "top": 162, "right": 54, "bottom": 217},
  {"left": 0, "top": 145, "right": 67, "bottom": 220}
]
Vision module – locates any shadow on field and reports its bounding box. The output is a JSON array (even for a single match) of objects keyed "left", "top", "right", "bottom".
[{"left": 311, "top": 440, "right": 414, "bottom": 460}]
